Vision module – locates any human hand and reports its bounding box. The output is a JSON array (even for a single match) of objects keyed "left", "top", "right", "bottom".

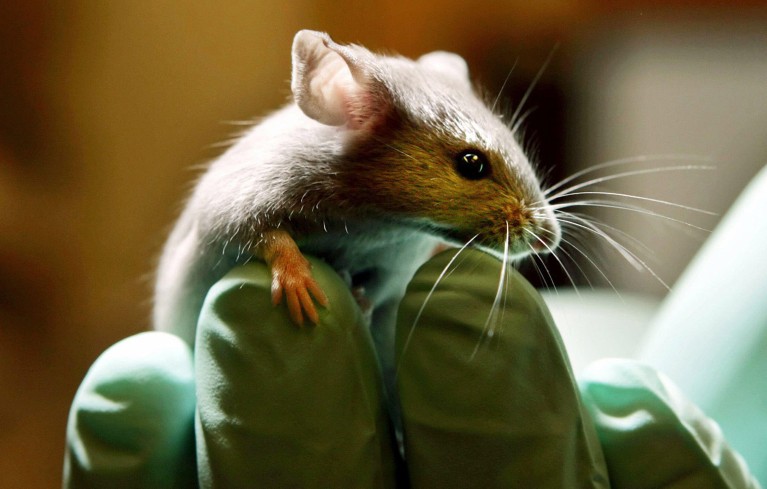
[{"left": 64, "top": 250, "right": 758, "bottom": 488}]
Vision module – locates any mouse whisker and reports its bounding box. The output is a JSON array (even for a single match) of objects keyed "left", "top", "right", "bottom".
[
  {"left": 561, "top": 210, "right": 657, "bottom": 258},
  {"left": 484, "top": 230, "right": 513, "bottom": 353},
  {"left": 550, "top": 200, "right": 711, "bottom": 233},
  {"left": 371, "top": 136, "right": 420, "bottom": 163},
  {"left": 525, "top": 246, "right": 554, "bottom": 293},
  {"left": 510, "top": 106, "right": 538, "bottom": 135},
  {"left": 557, "top": 231, "right": 623, "bottom": 301},
  {"left": 470, "top": 223, "right": 509, "bottom": 359},
  {"left": 509, "top": 44, "right": 559, "bottom": 133},
  {"left": 525, "top": 228, "right": 580, "bottom": 297},
  {"left": 490, "top": 60, "right": 518, "bottom": 114},
  {"left": 539, "top": 227, "right": 595, "bottom": 290},
  {"left": 557, "top": 212, "right": 671, "bottom": 291},
  {"left": 553, "top": 191, "right": 717, "bottom": 216},
  {"left": 396, "top": 234, "right": 479, "bottom": 379},
  {"left": 555, "top": 213, "right": 642, "bottom": 271},
  {"left": 496, "top": 240, "right": 513, "bottom": 341},
  {"left": 221, "top": 119, "right": 258, "bottom": 126},
  {"left": 546, "top": 164, "right": 715, "bottom": 201},
  {"left": 542, "top": 154, "right": 714, "bottom": 197}
]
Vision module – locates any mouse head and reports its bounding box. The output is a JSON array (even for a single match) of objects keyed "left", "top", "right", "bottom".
[{"left": 291, "top": 30, "right": 560, "bottom": 259}]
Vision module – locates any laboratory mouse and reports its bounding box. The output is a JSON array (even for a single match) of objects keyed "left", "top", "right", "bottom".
[{"left": 153, "top": 30, "right": 561, "bottom": 367}]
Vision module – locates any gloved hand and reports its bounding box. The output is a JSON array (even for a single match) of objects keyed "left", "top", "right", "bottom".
[{"left": 64, "top": 249, "right": 759, "bottom": 488}]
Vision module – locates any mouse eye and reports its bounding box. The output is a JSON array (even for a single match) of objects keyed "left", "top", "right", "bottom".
[{"left": 455, "top": 150, "right": 491, "bottom": 180}]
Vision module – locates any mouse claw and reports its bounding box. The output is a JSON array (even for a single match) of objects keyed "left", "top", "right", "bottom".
[
  {"left": 270, "top": 253, "right": 328, "bottom": 327},
  {"left": 284, "top": 286, "right": 306, "bottom": 326}
]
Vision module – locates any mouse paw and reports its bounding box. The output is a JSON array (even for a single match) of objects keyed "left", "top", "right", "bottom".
[{"left": 270, "top": 253, "right": 329, "bottom": 326}]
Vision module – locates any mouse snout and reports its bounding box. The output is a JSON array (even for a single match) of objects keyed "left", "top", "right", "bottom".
[
  {"left": 500, "top": 202, "right": 560, "bottom": 255},
  {"left": 530, "top": 226, "right": 558, "bottom": 253},
  {"left": 529, "top": 207, "right": 561, "bottom": 254}
]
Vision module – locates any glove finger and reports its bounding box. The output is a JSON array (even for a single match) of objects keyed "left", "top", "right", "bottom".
[
  {"left": 194, "top": 257, "right": 400, "bottom": 488},
  {"left": 580, "top": 359, "right": 761, "bottom": 489},
  {"left": 396, "top": 248, "right": 609, "bottom": 488},
  {"left": 64, "top": 332, "right": 196, "bottom": 488}
]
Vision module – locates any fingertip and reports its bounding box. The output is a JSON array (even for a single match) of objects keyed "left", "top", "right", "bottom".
[
  {"left": 306, "top": 303, "right": 320, "bottom": 325},
  {"left": 297, "top": 288, "right": 320, "bottom": 325},
  {"left": 287, "top": 291, "right": 304, "bottom": 327},
  {"left": 291, "top": 308, "right": 304, "bottom": 327},
  {"left": 308, "top": 281, "right": 330, "bottom": 307}
]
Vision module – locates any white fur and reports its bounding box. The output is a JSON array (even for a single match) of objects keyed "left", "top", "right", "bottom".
[{"left": 153, "top": 30, "right": 559, "bottom": 360}]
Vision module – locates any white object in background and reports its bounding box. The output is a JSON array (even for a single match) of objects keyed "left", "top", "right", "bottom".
[
  {"left": 543, "top": 290, "right": 659, "bottom": 376},
  {"left": 640, "top": 164, "right": 767, "bottom": 484}
]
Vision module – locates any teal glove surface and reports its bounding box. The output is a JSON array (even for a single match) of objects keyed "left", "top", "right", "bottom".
[
  {"left": 64, "top": 250, "right": 758, "bottom": 488},
  {"left": 640, "top": 164, "right": 767, "bottom": 484},
  {"left": 64, "top": 332, "right": 197, "bottom": 488},
  {"left": 580, "top": 359, "right": 760, "bottom": 489}
]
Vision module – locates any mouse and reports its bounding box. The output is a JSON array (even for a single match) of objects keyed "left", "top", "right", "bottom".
[{"left": 153, "top": 29, "right": 561, "bottom": 370}]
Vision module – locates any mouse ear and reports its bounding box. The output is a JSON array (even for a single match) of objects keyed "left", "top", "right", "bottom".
[
  {"left": 291, "top": 30, "right": 385, "bottom": 129},
  {"left": 417, "top": 51, "right": 472, "bottom": 90}
]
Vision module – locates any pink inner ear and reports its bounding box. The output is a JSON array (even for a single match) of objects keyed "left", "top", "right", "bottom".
[
  {"left": 307, "top": 56, "right": 384, "bottom": 132},
  {"left": 292, "top": 30, "right": 388, "bottom": 130},
  {"left": 307, "top": 53, "right": 357, "bottom": 126}
]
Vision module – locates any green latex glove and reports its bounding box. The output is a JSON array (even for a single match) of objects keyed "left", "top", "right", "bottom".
[{"left": 64, "top": 250, "right": 758, "bottom": 488}]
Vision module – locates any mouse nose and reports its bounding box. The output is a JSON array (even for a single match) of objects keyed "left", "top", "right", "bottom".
[
  {"left": 530, "top": 237, "right": 548, "bottom": 252},
  {"left": 529, "top": 216, "right": 561, "bottom": 254},
  {"left": 530, "top": 234, "right": 553, "bottom": 253}
]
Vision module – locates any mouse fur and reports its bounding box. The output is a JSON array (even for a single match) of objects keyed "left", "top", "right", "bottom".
[{"left": 153, "top": 30, "right": 560, "bottom": 372}]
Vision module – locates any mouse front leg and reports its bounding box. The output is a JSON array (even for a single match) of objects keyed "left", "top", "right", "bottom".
[{"left": 256, "top": 229, "right": 329, "bottom": 326}]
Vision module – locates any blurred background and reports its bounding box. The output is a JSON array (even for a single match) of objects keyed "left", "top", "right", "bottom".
[{"left": 1, "top": 1, "right": 765, "bottom": 487}]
